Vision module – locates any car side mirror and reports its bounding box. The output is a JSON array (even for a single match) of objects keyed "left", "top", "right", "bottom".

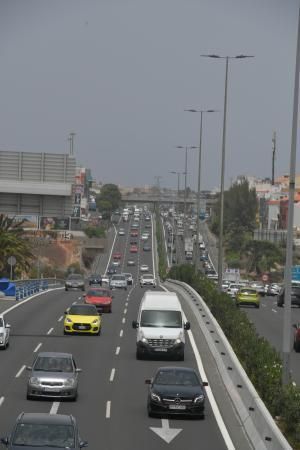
[
  {"left": 202, "top": 381, "right": 208, "bottom": 387},
  {"left": 293, "top": 324, "right": 297, "bottom": 329},
  {"left": 80, "top": 441, "right": 88, "bottom": 448},
  {"left": 132, "top": 320, "right": 139, "bottom": 329},
  {"left": 1, "top": 437, "right": 9, "bottom": 446},
  {"left": 76, "top": 368, "right": 82, "bottom": 373},
  {"left": 184, "top": 322, "right": 191, "bottom": 331},
  {"left": 5, "top": 324, "right": 11, "bottom": 329},
  {"left": 145, "top": 379, "right": 152, "bottom": 384},
  {"left": 64, "top": 310, "right": 68, "bottom": 314},
  {"left": 26, "top": 366, "right": 32, "bottom": 371}
]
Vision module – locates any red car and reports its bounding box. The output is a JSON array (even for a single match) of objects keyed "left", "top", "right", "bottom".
[
  {"left": 113, "top": 252, "right": 122, "bottom": 260},
  {"left": 293, "top": 323, "right": 300, "bottom": 352},
  {"left": 84, "top": 288, "right": 113, "bottom": 313},
  {"left": 130, "top": 230, "right": 138, "bottom": 237},
  {"left": 130, "top": 245, "right": 138, "bottom": 253}
]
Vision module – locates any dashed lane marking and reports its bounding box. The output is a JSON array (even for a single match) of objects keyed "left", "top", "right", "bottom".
[
  {"left": 115, "top": 346, "right": 120, "bottom": 355},
  {"left": 15, "top": 365, "right": 26, "bottom": 378},
  {"left": 106, "top": 401, "right": 111, "bottom": 418},
  {"left": 122, "top": 318, "right": 126, "bottom": 324},
  {"left": 58, "top": 316, "right": 64, "bottom": 322},
  {"left": 50, "top": 402, "right": 60, "bottom": 415},
  {"left": 120, "top": 329, "right": 123, "bottom": 337},
  {"left": 33, "top": 343, "right": 43, "bottom": 353},
  {"left": 47, "top": 327, "right": 54, "bottom": 335},
  {"left": 272, "top": 308, "right": 278, "bottom": 313},
  {"left": 124, "top": 308, "right": 127, "bottom": 314},
  {"left": 109, "top": 368, "right": 116, "bottom": 382},
  {"left": 0, "top": 397, "right": 4, "bottom": 407}
]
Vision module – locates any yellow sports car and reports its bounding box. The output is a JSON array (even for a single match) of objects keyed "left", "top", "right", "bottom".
[
  {"left": 236, "top": 288, "right": 260, "bottom": 308},
  {"left": 64, "top": 304, "right": 101, "bottom": 335}
]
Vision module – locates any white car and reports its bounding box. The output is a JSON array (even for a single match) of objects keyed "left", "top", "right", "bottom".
[
  {"left": 101, "top": 274, "right": 110, "bottom": 284},
  {"left": 112, "top": 260, "right": 120, "bottom": 267},
  {"left": 119, "top": 228, "right": 125, "bottom": 236},
  {"left": 141, "top": 233, "right": 149, "bottom": 241},
  {"left": 140, "top": 264, "right": 149, "bottom": 272},
  {"left": 140, "top": 274, "right": 156, "bottom": 287},
  {"left": 227, "top": 283, "right": 243, "bottom": 298},
  {"left": 0, "top": 315, "right": 10, "bottom": 349}
]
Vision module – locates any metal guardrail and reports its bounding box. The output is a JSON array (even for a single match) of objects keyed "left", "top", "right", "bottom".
[
  {"left": 165, "top": 278, "right": 292, "bottom": 450},
  {"left": 13, "top": 278, "right": 64, "bottom": 301}
]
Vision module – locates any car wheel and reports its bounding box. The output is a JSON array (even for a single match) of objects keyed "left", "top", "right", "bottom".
[
  {"left": 177, "top": 351, "right": 184, "bottom": 361},
  {"left": 109, "top": 307, "right": 112, "bottom": 313},
  {"left": 65, "top": 288, "right": 68, "bottom": 291},
  {"left": 82, "top": 287, "right": 85, "bottom": 291},
  {"left": 277, "top": 302, "right": 283, "bottom": 307},
  {"left": 255, "top": 304, "right": 260, "bottom": 308},
  {"left": 136, "top": 348, "right": 143, "bottom": 360},
  {"left": 70, "top": 392, "right": 77, "bottom": 402},
  {"left": 294, "top": 341, "right": 300, "bottom": 352},
  {"left": 26, "top": 392, "right": 33, "bottom": 400},
  {"left": 97, "top": 328, "right": 101, "bottom": 336},
  {"left": 64, "top": 330, "right": 68, "bottom": 335},
  {"left": 147, "top": 404, "right": 155, "bottom": 418}
]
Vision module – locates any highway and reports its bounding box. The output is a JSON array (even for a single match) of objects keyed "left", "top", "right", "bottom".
[{"left": 0, "top": 211, "right": 253, "bottom": 449}]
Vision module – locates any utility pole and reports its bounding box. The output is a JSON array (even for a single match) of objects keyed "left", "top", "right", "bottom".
[
  {"left": 272, "top": 131, "right": 276, "bottom": 185},
  {"left": 68, "top": 132, "right": 76, "bottom": 155}
]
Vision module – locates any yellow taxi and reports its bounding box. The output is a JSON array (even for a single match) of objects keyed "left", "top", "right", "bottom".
[
  {"left": 64, "top": 304, "right": 101, "bottom": 335},
  {"left": 236, "top": 287, "right": 260, "bottom": 308}
]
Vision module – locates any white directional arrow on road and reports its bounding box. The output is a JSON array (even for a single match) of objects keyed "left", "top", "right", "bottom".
[{"left": 150, "top": 419, "right": 182, "bottom": 444}]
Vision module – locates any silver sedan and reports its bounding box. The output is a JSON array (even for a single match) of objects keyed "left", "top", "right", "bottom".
[{"left": 26, "top": 352, "right": 81, "bottom": 400}]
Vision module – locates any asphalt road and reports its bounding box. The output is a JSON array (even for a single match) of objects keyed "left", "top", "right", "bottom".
[{"left": 0, "top": 212, "right": 251, "bottom": 449}]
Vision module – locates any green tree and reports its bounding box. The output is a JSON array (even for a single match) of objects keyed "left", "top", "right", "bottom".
[
  {"left": 0, "top": 214, "right": 33, "bottom": 276},
  {"left": 96, "top": 184, "right": 122, "bottom": 219},
  {"left": 244, "top": 240, "right": 283, "bottom": 274}
]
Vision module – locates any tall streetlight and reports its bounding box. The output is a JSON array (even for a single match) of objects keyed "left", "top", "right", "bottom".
[
  {"left": 184, "top": 109, "right": 219, "bottom": 271},
  {"left": 282, "top": 7, "right": 300, "bottom": 385},
  {"left": 169, "top": 171, "right": 180, "bottom": 266},
  {"left": 201, "top": 54, "right": 254, "bottom": 290},
  {"left": 176, "top": 146, "right": 198, "bottom": 236}
]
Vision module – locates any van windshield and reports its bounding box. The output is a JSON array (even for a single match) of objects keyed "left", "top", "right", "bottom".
[{"left": 140, "top": 310, "right": 182, "bottom": 328}]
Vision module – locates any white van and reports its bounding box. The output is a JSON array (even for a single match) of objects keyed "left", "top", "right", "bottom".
[{"left": 132, "top": 291, "right": 190, "bottom": 361}]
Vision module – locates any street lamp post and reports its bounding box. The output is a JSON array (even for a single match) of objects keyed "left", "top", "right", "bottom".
[
  {"left": 184, "top": 109, "right": 218, "bottom": 271},
  {"left": 201, "top": 54, "right": 254, "bottom": 290},
  {"left": 176, "top": 146, "right": 198, "bottom": 238}
]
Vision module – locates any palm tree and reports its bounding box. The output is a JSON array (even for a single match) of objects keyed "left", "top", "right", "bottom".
[{"left": 0, "top": 214, "right": 33, "bottom": 276}]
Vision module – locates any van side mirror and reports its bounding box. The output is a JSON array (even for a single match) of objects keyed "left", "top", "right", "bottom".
[
  {"left": 5, "top": 324, "right": 11, "bottom": 329},
  {"left": 293, "top": 324, "right": 297, "bottom": 329},
  {"left": 184, "top": 322, "right": 191, "bottom": 331},
  {"left": 26, "top": 366, "right": 32, "bottom": 371},
  {"left": 145, "top": 379, "right": 152, "bottom": 384},
  {"left": 202, "top": 381, "right": 208, "bottom": 387},
  {"left": 132, "top": 320, "right": 139, "bottom": 329},
  {"left": 1, "top": 437, "right": 9, "bottom": 446}
]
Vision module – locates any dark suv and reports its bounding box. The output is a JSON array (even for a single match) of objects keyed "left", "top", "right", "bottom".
[
  {"left": 1, "top": 412, "right": 88, "bottom": 449},
  {"left": 277, "top": 283, "right": 300, "bottom": 307}
]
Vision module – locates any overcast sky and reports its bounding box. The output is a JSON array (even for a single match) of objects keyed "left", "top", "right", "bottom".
[{"left": 0, "top": 0, "right": 299, "bottom": 191}]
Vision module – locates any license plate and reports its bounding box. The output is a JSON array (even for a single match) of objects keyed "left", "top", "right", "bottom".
[
  {"left": 154, "top": 348, "right": 167, "bottom": 352},
  {"left": 78, "top": 325, "right": 87, "bottom": 330},
  {"left": 169, "top": 405, "right": 186, "bottom": 410}
]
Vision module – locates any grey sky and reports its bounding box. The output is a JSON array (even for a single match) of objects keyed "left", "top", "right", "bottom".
[{"left": 0, "top": 0, "right": 299, "bottom": 190}]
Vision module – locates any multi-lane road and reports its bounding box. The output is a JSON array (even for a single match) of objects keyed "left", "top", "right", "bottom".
[{"left": 0, "top": 212, "right": 254, "bottom": 449}]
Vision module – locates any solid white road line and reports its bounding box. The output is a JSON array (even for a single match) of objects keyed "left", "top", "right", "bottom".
[
  {"left": 47, "top": 327, "right": 54, "bottom": 335},
  {"left": 106, "top": 401, "right": 111, "bottom": 418},
  {"left": 15, "top": 365, "right": 26, "bottom": 378},
  {"left": 58, "top": 315, "right": 64, "bottom": 322},
  {"left": 122, "top": 317, "right": 126, "bottom": 324},
  {"left": 50, "top": 402, "right": 60, "bottom": 415},
  {"left": 115, "top": 346, "right": 120, "bottom": 355},
  {"left": 120, "top": 329, "right": 123, "bottom": 337},
  {"left": 33, "top": 343, "right": 43, "bottom": 353},
  {"left": 161, "top": 285, "right": 235, "bottom": 450},
  {"left": 109, "top": 368, "right": 116, "bottom": 382},
  {"left": 0, "top": 397, "right": 4, "bottom": 407}
]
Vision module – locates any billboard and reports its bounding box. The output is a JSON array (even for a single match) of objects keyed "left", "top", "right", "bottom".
[
  {"left": 9, "top": 215, "right": 39, "bottom": 230},
  {"left": 39, "top": 217, "right": 70, "bottom": 231}
]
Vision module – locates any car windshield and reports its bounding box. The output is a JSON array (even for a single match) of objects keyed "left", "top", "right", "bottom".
[
  {"left": 143, "top": 275, "right": 153, "bottom": 279},
  {"left": 140, "top": 310, "right": 182, "bottom": 328},
  {"left": 112, "top": 275, "right": 125, "bottom": 281},
  {"left": 155, "top": 369, "right": 200, "bottom": 386},
  {"left": 240, "top": 289, "right": 256, "bottom": 295},
  {"left": 87, "top": 289, "right": 110, "bottom": 297},
  {"left": 34, "top": 356, "right": 73, "bottom": 373},
  {"left": 0, "top": 318, "right": 3, "bottom": 327},
  {"left": 90, "top": 274, "right": 100, "bottom": 279},
  {"left": 68, "top": 305, "right": 98, "bottom": 316},
  {"left": 13, "top": 423, "right": 75, "bottom": 447},
  {"left": 67, "top": 274, "right": 83, "bottom": 280}
]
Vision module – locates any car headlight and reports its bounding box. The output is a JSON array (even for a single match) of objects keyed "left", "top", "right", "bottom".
[
  {"left": 175, "top": 338, "right": 182, "bottom": 344},
  {"left": 92, "top": 319, "right": 99, "bottom": 324},
  {"left": 64, "top": 378, "right": 75, "bottom": 386},
  {"left": 65, "top": 318, "right": 72, "bottom": 323},
  {"left": 30, "top": 377, "right": 40, "bottom": 386},
  {"left": 194, "top": 394, "right": 204, "bottom": 403},
  {"left": 141, "top": 337, "right": 148, "bottom": 343},
  {"left": 150, "top": 392, "right": 161, "bottom": 402}
]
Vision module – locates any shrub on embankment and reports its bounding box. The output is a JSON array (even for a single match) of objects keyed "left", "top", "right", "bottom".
[{"left": 168, "top": 264, "right": 300, "bottom": 449}]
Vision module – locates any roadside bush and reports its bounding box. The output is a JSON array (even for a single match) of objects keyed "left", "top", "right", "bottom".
[
  {"left": 168, "top": 264, "right": 300, "bottom": 448},
  {"left": 84, "top": 226, "right": 106, "bottom": 238},
  {"left": 155, "top": 211, "right": 168, "bottom": 280}
]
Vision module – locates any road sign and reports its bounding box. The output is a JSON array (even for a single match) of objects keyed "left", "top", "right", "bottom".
[
  {"left": 261, "top": 274, "right": 269, "bottom": 282},
  {"left": 7, "top": 256, "right": 16, "bottom": 266},
  {"left": 292, "top": 265, "right": 300, "bottom": 281}
]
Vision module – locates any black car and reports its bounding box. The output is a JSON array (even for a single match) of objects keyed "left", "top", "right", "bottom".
[
  {"left": 1, "top": 412, "right": 88, "bottom": 449},
  {"left": 277, "top": 283, "right": 300, "bottom": 307},
  {"left": 107, "top": 266, "right": 117, "bottom": 276},
  {"left": 88, "top": 274, "right": 102, "bottom": 286},
  {"left": 146, "top": 367, "right": 207, "bottom": 419}
]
